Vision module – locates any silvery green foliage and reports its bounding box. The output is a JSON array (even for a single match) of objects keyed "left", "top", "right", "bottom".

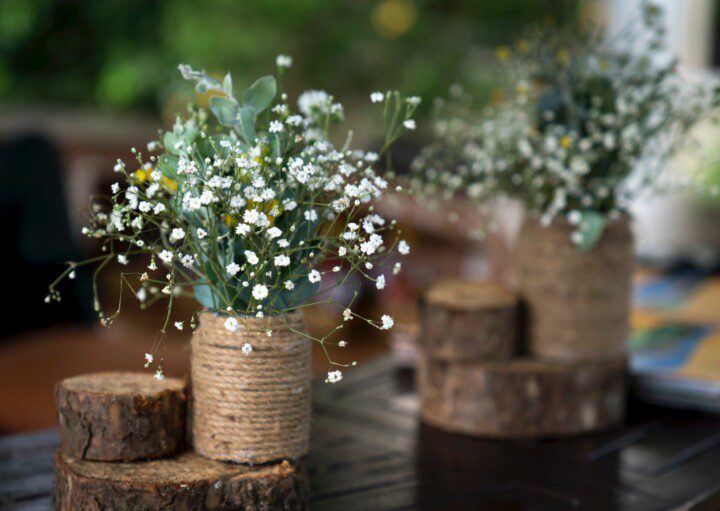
[
  {"left": 179, "top": 64, "right": 276, "bottom": 145},
  {"left": 412, "top": 2, "right": 718, "bottom": 250}
]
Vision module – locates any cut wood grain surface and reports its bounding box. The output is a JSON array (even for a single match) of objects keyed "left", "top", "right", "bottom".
[
  {"left": 420, "top": 280, "right": 518, "bottom": 360},
  {"left": 418, "top": 356, "right": 627, "bottom": 438},
  {"left": 53, "top": 451, "right": 307, "bottom": 510},
  {"left": 55, "top": 372, "right": 186, "bottom": 461}
]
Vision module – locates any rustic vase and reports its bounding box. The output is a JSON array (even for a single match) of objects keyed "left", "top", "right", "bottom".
[
  {"left": 515, "top": 214, "right": 635, "bottom": 362},
  {"left": 191, "top": 310, "right": 311, "bottom": 464}
]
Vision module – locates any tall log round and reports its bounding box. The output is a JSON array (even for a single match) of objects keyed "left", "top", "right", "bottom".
[
  {"left": 55, "top": 372, "right": 186, "bottom": 461},
  {"left": 420, "top": 280, "right": 518, "bottom": 361},
  {"left": 191, "top": 311, "right": 311, "bottom": 464},
  {"left": 515, "top": 215, "right": 635, "bottom": 362}
]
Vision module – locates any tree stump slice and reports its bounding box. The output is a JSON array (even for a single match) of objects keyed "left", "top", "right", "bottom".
[
  {"left": 53, "top": 451, "right": 308, "bottom": 511},
  {"left": 55, "top": 372, "right": 187, "bottom": 461},
  {"left": 420, "top": 279, "right": 519, "bottom": 361},
  {"left": 418, "top": 356, "right": 627, "bottom": 438}
]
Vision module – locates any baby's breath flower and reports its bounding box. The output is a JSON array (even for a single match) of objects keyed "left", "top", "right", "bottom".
[
  {"left": 224, "top": 317, "right": 239, "bottom": 333},
  {"left": 326, "top": 370, "right": 343, "bottom": 383}
]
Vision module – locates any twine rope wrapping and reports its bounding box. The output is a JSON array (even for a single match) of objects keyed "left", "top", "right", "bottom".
[
  {"left": 191, "top": 311, "right": 311, "bottom": 464},
  {"left": 515, "top": 215, "right": 635, "bottom": 362}
]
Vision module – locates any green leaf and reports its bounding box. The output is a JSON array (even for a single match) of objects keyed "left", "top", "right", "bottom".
[
  {"left": 223, "top": 73, "right": 233, "bottom": 94},
  {"left": 194, "top": 284, "right": 217, "bottom": 308},
  {"left": 242, "top": 75, "right": 276, "bottom": 113},
  {"left": 577, "top": 211, "right": 605, "bottom": 251},
  {"left": 209, "top": 96, "right": 239, "bottom": 127},
  {"left": 237, "top": 106, "right": 257, "bottom": 144}
]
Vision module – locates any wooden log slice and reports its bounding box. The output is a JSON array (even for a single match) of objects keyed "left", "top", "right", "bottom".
[
  {"left": 53, "top": 451, "right": 308, "bottom": 511},
  {"left": 55, "top": 372, "right": 187, "bottom": 461},
  {"left": 418, "top": 356, "right": 627, "bottom": 438},
  {"left": 420, "top": 279, "right": 519, "bottom": 361}
]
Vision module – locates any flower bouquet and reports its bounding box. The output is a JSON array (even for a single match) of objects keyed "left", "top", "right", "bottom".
[
  {"left": 412, "top": 3, "right": 718, "bottom": 361},
  {"left": 48, "top": 57, "right": 419, "bottom": 462}
]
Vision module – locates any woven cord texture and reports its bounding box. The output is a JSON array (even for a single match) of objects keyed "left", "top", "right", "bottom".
[
  {"left": 515, "top": 216, "right": 634, "bottom": 361},
  {"left": 191, "top": 311, "right": 311, "bottom": 463}
]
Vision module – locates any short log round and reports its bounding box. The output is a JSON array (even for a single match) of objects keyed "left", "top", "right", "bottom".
[
  {"left": 55, "top": 372, "right": 186, "bottom": 461},
  {"left": 191, "top": 311, "right": 311, "bottom": 464},
  {"left": 515, "top": 215, "right": 635, "bottom": 362},
  {"left": 418, "top": 356, "right": 627, "bottom": 438},
  {"left": 52, "top": 451, "right": 308, "bottom": 510},
  {"left": 420, "top": 280, "right": 518, "bottom": 361}
]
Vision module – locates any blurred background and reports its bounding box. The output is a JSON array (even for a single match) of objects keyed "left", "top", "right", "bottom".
[{"left": 2, "top": 0, "right": 720, "bottom": 433}]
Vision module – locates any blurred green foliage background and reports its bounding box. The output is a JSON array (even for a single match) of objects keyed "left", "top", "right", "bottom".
[{"left": 0, "top": 0, "right": 579, "bottom": 117}]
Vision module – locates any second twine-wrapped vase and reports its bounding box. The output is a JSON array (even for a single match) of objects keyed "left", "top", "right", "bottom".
[
  {"left": 515, "top": 214, "right": 635, "bottom": 362},
  {"left": 191, "top": 311, "right": 311, "bottom": 464}
]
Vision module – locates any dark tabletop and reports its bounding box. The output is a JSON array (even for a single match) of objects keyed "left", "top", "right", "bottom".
[{"left": 3, "top": 356, "right": 720, "bottom": 510}]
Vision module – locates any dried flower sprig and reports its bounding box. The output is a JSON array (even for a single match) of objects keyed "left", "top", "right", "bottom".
[{"left": 48, "top": 57, "right": 418, "bottom": 381}]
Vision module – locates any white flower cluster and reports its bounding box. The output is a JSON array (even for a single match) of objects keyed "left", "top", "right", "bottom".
[
  {"left": 412, "top": 3, "right": 717, "bottom": 247},
  {"left": 51, "top": 58, "right": 416, "bottom": 381}
]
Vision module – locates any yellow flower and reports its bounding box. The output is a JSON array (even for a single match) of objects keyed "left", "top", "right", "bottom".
[
  {"left": 224, "top": 214, "right": 237, "bottom": 228},
  {"left": 559, "top": 135, "right": 572, "bottom": 149},
  {"left": 515, "top": 40, "right": 530, "bottom": 54},
  {"left": 161, "top": 177, "right": 178, "bottom": 192},
  {"left": 134, "top": 168, "right": 149, "bottom": 182},
  {"left": 557, "top": 48, "right": 571, "bottom": 66},
  {"left": 495, "top": 46, "right": 511, "bottom": 63}
]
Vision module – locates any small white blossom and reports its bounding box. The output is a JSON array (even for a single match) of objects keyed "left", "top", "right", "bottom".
[
  {"left": 252, "top": 284, "right": 269, "bottom": 300},
  {"left": 197, "top": 228, "right": 207, "bottom": 239},
  {"left": 308, "top": 270, "right": 321, "bottom": 283},
  {"left": 274, "top": 254, "right": 291, "bottom": 267},
  {"left": 158, "top": 250, "right": 173, "bottom": 264},
  {"left": 370, "top": 92, "right": 384, "bottom": 103},
  {"left": 327, "top": 370, "right": 343, "bottom": 383},
  {"left": 376, "top": 274, "right": 386, "bottom": 290},
  {"left": 169, "top": 228, "right": 185, "bottom": 242},
  {"left": 276, "top": 54, "right": 292, "bottom": 68},
  {"left": 244, "top": 250, "right": 259, "bottom": 265},
  {"left": 284, "top": 280, "right": 295, "bottom": 291},
  {"left": 403, "top": 119, "right": 416, "bottom": 130},
  {"left": 226, "top": 262, "right": 241, "bottom": 276},
  {"left": 224, "top": 317, "right": 239, "bottom": 332},
  {"left": 117, "top": 254, "right": 129, "bottom": 265},
  {"left": 398, "top": 240, "right": 410, "bottom": 255},
  {"left": 380, "top": 314, "right": 394, "bottom": 330},
  {"left": 174, "top": 321, "right": 184, "bottom": 330},
  {"left": 241, "top": 342, "right": 253, "bottom": 355}
]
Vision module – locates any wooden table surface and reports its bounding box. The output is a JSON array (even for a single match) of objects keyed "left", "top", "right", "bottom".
[{"left": 3, "top": 356, "right": 720, "bottom": 510}]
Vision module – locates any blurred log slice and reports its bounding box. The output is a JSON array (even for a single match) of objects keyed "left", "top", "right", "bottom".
[
  {"left": 55, "top": 372, "right": 187, "bottom": 461},
  {"left": 53, "top": 451, "right": 308, "bottom": 510},
  {"left": 420, "top": 280, "right": 519, "bottom": 360},
  {"left": 418, "top": 356, "right": 627, "bottom": 438}
]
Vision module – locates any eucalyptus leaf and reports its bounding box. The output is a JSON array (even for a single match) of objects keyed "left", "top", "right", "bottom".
[
  {"left": 223, "top": 73, "right": 233, "bottom": 94},
  {"left": 194, "top": 284, "right": 218, "bottom": 308},
  {"left": 237, "top": 107, "right": 257, "bottom": 144},
  {"left": 242, "top": 76, "right": 277, "bottom": 113},
  {"left": 210, "top": 96, "right": 239, "bottom": 127},
  {"left": 577, "top": 211, "right": 605, "bottom": 251}
]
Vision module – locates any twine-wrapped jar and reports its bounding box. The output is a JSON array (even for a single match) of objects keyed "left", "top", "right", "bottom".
[
  {"left": 191, "top": 310, "right": 311, "bottom": 464},
  {"left": 515, "top": 214, "right": 635, "bottom": 362}
]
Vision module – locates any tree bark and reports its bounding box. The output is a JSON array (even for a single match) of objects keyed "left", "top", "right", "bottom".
[
  {"left": 418, "top": 356, "right": 626, "bottom": 438},
  {"left": 53, "top": 451, "right": 308, "bottom": 511},
  {"left": 55, "top": 372, "right": 187, "bottom": 461},
  {"left": 419, "top": 279, "right": 518, "bottom": 360}
]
